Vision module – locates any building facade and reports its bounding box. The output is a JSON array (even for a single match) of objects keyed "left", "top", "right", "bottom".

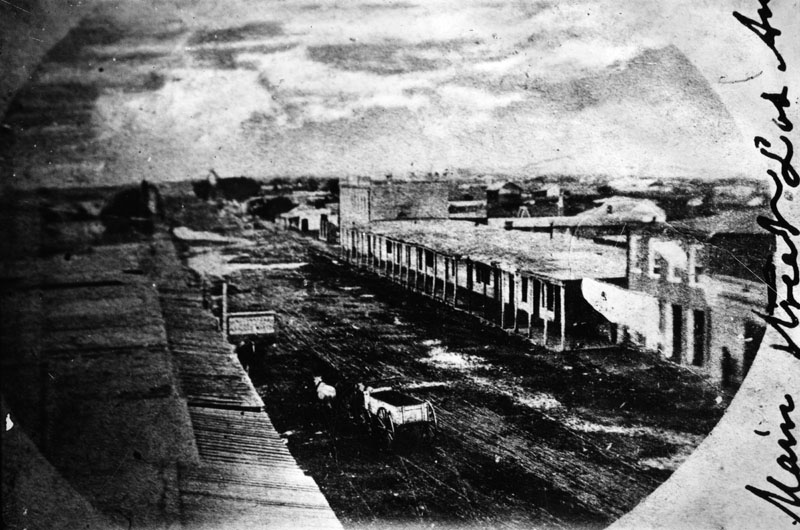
[
  {"left": 486, "top": 181, "right": 524, "bottom": 218},
  {"left": 584, "top": 227, "right": 767, "bottom": 387},
  {"left": 339, "top": 221, "right": 625, "bottom": 351},
  {"left": 339, "top": 177, "right": 449, "bottom": 227}
]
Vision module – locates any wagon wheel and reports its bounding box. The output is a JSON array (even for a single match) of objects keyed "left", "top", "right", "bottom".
[
  {"left": 423, "top": 422, "right": 437, "bottom": 441},
  {"left": 360, "top": 408, "right": 373, "bottom": 433},
  {"left": 423, "top": 404, "right": 438, "bottom": 442},
  {"left": 376, "top": 408, "right": 395, "bottom": 450}
]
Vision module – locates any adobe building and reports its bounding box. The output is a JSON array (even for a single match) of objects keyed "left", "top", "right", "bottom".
[
  {"left": 339, "top": 220, "right": 626, "bottom": 351},
  {"left": 583, "top": 211, "right": 770, "bottom": 387},
  {"left": 339, "top": 176, "right": 449, "bottom": 227},
  {"left": 278, "top": 205, "right": 330, "bottom": 232},
  {"left": 486, "top": 181, "right": 524, "bottom": 218}
]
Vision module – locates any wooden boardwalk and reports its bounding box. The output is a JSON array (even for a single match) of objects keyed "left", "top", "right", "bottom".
[
  {"left": 1, "top": 198, "right": 341, "bottom": 530},
  {"left": 153, "top": 234, "right": 342, "bottom": 530}
]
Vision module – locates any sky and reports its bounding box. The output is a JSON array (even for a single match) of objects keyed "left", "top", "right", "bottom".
[{"left": 7, "top": 0, "right": 800, "bottom": 183}]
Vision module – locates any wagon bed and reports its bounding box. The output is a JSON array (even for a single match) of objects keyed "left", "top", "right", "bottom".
[
  {"left": 370, "top": 390, "right": 423, "bottom": 407},
  {"left": 359, "top": 384, "right": 438, "bottom": 448}
]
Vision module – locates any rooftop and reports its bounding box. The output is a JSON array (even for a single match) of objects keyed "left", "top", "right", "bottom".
[
  {"left": 364, "top": 220, "right": 627, "bottom": 281},
  {"left": 448, "top": 200, "right": 487, "bottom": 207},
  {"left": 487, "top": 181, "right": 523, "bottom": 192},
  {"left": 341, "top": 175, "right": 447, "bottom": 187},
  {"left": 669, "top": 209, "right": 766, "bottom": 236},
  {"left": 280, "top": 205, "right": 330, "bottom": 217}
]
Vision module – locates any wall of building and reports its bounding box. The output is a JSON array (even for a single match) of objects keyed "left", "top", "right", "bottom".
[
  {"left": 339, "top": 185, "right": 371, "bottom": 227},
  {"left": 619, "top": 232, "right": 766, "bottom": 385},
  {"left": 705, "top": 278, "right": 766, "bottom": 387},
  {"left": 340, "top": 180, "right": 449, "bottom": 227},
  {"left": 706, "top": 234, "right": 773, "bottom": 282},
  {"left": 369, "top": 181, "right": 449, "bottom": 222}
]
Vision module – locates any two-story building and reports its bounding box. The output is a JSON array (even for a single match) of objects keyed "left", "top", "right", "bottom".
[
  {"left": 339, "top": 176, "right": 449, "bottom": 228},
  {"left": 583, "top": 212, "right": 770, "bottom": 387}
]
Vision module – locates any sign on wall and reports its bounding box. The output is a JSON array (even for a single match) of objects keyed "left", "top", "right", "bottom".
[{"left": 227, "top": 311, "right": 276, "bottom": 338}]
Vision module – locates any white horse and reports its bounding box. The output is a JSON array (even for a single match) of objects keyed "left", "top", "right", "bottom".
[{"left": 313, "top": 376, "right": 337, "bottom": 404}]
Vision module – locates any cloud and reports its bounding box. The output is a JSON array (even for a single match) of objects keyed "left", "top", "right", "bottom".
[
  {"left": 78, "top": 0, "right": 793, "bottom": 181},
  {"left": 306, "top": 40, "right": 471, "bottom": 75},
  {"left": 437, "top": 85, "right": 524, "bottom": 116}
]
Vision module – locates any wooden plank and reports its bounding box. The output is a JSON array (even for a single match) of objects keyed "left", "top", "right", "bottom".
[{"left": 182, "top": 407, "right": 341, "bottom": 529}]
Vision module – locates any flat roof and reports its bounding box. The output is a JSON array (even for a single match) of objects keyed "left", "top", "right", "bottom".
[
  {"left": 669, "top": 209, "right": 765, "bottom": 235},
  {"left": 363, "top": 220, "right": 626, "bottom": 281},
  {"left": 341, "top": 176, "right": 447, "bottom": 186},
  {"left": 448, "top": 200, "right": 486, "bottom": 207}
]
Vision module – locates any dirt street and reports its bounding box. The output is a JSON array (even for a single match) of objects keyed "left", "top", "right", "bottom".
[{"left": 168, "top": 193, "right": 728, "bottom": 530}]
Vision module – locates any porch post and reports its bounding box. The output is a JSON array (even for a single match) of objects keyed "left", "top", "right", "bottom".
[
  {"left": 432, "top": 251, "right": 439, "bottom": 298},
  {"left": 386, "top": 238, "right": 391, "bottom": 277},
  {"left": 543, "top": 282, "right": 549, "bottom": 347},
  {"left": 466, "top": 260, "right": 473, "bottom": 314},
  {"left": 453, "top": 257, "right": 459, "bottom": 306},
  {"left": 528, "top": 276, "right": 534, "bottom": 338},
  {"left": 403, "top": 244, "right": 409, "bottom": 287},
  {"left": 386, "top": 238, "right": 391, "bottom": 278},
  {"left": 443, "top": 256, "right": 450, "bottom": 303},
  {"left": 414, "top": 246, "right": 424, "bottom": 291},
  {"left": 495, "top": 268, "right": 502, "bottom": 326},
  {"left": 396, "top": 243, "right": 401, "bottom": 280},
  {"left": 499, "top": 271, "right": 507, "bottom": 329},
  {"left": 513, "top": 273, "right": 520, "bottom": 333},
  {"left": 560, "top": 284, "right": 566, "bottom": 351},
  {"left": 483, "top": 266, "right": 488, "bottom": 320}
]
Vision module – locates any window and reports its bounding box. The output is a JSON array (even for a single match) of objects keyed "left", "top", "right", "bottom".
[
  {"left": 647, "top": 239, "right": 661, "bottom": 278},
  {"left": 417, "top": 248, "right": 423, "bottom": 269},
  {"left": 652, "top": 260, "right": 662, "bottom": 277},
  {"left": 425, "top": 250, "right": 434, "bottom": 268},
  {"left": 546, "top": 283, "right": 555, "bottom": 311},
  {"left": 521, "top": 277, "right": 528, "bottom": 302},
  {"left": 667, "top": 264, "right": 681, "bottom": 283},
  {"left": 386, "top": 240, "right": 393, "bottom": 253}
]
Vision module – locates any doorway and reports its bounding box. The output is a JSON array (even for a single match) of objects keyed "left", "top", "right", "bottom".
[
  {"left": 672, "top": 304, "right": 683, "bottom": 362},
  {"left": 692, "top": 309, "right": 705, "bottom": 366}
]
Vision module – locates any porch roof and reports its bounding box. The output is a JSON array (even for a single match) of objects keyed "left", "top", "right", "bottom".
[{"left": 362, "top": 220, "right": 626, "bottom": 281}]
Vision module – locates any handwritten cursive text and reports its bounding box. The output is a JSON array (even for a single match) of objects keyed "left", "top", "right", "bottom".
[{"left": 746, "top": 394, "right": 799, "bottom": 524}]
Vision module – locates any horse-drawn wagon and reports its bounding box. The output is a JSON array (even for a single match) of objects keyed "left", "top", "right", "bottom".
[{"left": 359, "top": 384, "right": 438, "bottom": 448}]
